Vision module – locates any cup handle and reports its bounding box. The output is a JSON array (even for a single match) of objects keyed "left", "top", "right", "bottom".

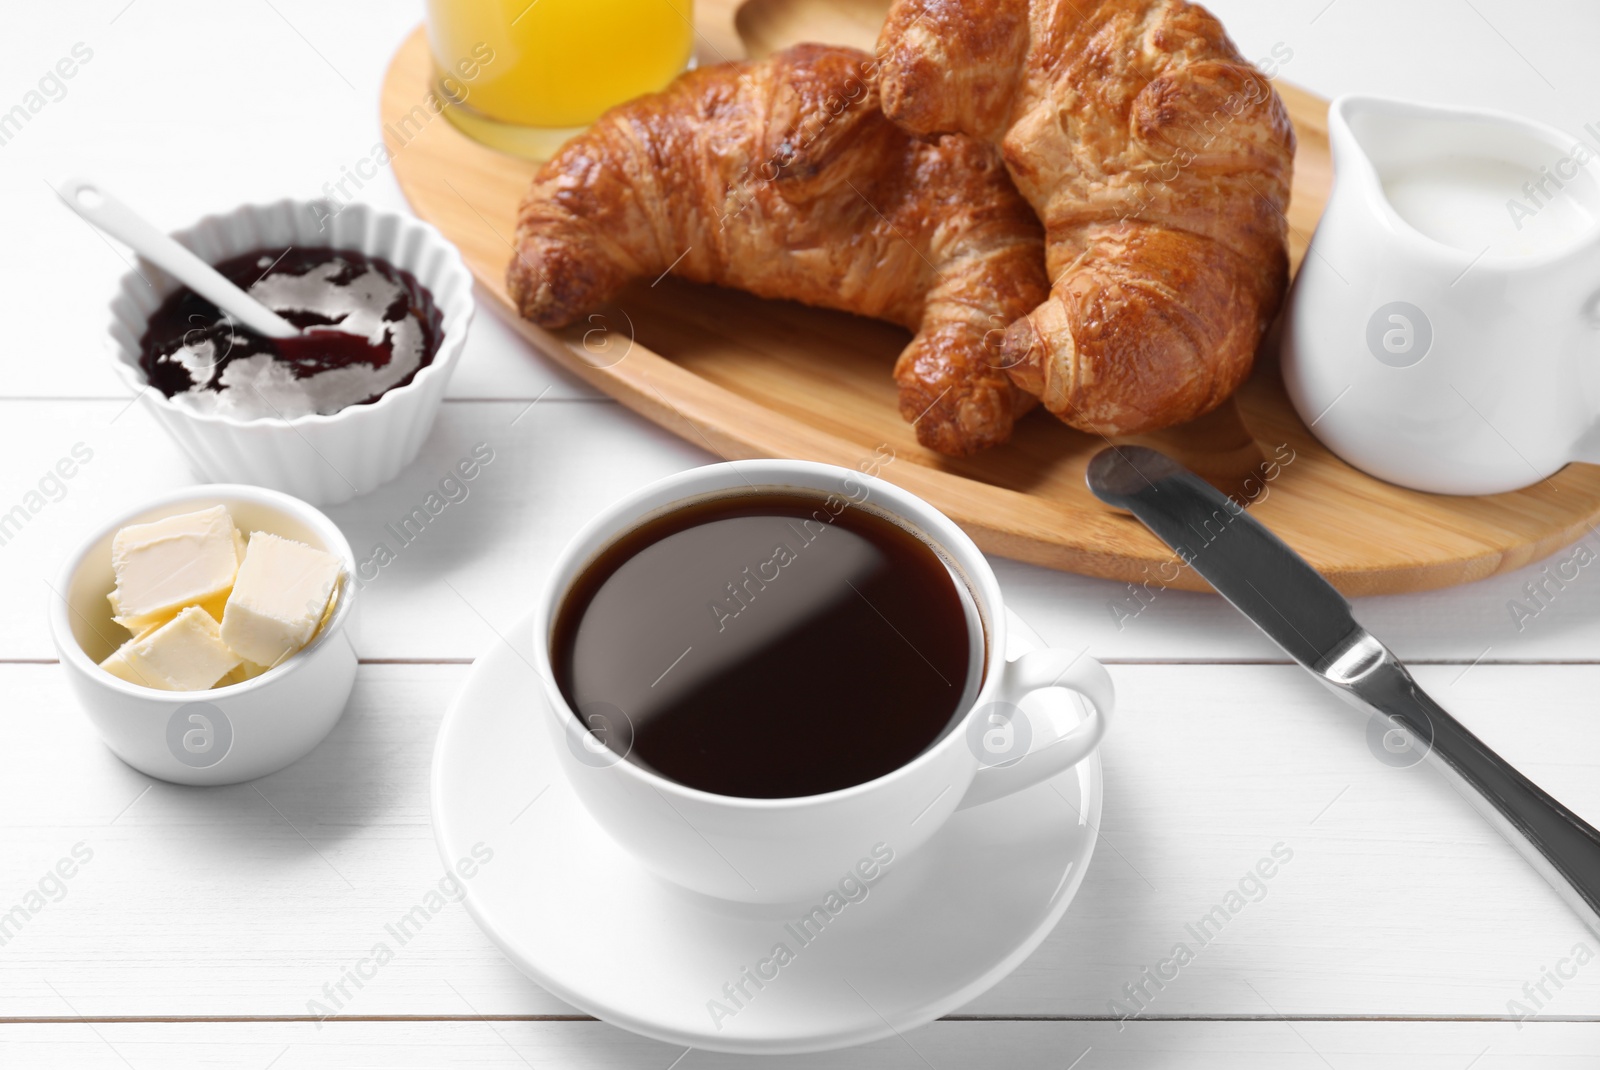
[{"left": 956, "top": 649, "right": 1115, "bottom": 810}]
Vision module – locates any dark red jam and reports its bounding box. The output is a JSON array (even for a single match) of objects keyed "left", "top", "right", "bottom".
[{"left": 138, "top": 247, "right": 444, "bottom": 419}]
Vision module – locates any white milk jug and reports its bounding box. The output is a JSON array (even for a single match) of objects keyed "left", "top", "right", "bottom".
[{"left": 1282, "top": 95, "right": 1600, "bottom": 495}]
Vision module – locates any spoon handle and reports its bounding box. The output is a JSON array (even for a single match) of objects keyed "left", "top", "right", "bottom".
[{"left": 58, "top": 178, "right": 299, "bottom": 339}]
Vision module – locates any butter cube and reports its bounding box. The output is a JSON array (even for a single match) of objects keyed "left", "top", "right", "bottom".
[
  {"left": 109, "top": 506, "right": 245, "bottom": 634},
  {"left": 99, "top": 605, "right": 242, "bottom": 691},
  {"left": 221, "top": 532, "right": 342, "bottom": 667},
  {"left": 215, "top": 659, "right": 271, "bottom": 687}
]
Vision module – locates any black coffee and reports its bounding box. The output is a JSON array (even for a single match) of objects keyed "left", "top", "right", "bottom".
[{"left": 551, "top": 491, "right": 979, "bottom": 798}]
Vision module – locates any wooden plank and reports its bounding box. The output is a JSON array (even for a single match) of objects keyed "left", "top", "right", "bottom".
[
  {"left": 4, "top": 662, "right": 1598, "bottom": 1020},
  {"left": 0, "top": 398, "right": 710, "bottom": 662},
  {"left": 7, "top": 399, "right": 1600, "bottom": 664},
  {"left": 0, "top": 1017, "right": 1596, "bottom": 1069}
]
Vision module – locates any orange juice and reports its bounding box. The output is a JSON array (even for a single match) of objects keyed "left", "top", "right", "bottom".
[{"left": 426, "top": 0, "right": 695, "bottom": 157}]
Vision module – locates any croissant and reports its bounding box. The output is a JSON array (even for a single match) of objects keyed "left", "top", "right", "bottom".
[
  {"left": 506, "top": 43, "right": 1048, "bottom": 455},
  {"left": 877, "top": 0, "right": 1296, "bottom": 435}
]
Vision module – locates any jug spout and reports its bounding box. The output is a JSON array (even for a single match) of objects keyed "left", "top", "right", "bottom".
[{"left": 1328, "top": 94, "right": 1600, "bottom": 259}]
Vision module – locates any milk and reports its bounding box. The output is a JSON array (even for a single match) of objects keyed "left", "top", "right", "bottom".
[{"left": 1382, "top": 156, "right": 1596, "bottom": 257}]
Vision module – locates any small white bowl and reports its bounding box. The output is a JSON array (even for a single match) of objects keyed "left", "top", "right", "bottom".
[
  {"left": 49, "top": 485, "right": 359, "bottom": 786},
  {"left": 106, "top": 200, "right": 474, "bottom": 506}
]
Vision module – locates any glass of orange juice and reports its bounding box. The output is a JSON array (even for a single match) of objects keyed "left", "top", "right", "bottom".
[{"left": 426, "top": 0, "right": 696, "bottom": 159}]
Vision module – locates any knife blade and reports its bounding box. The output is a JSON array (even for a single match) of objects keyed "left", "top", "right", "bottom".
[{"left": 1087, "top": 445, "right": 1600, "bottom": 933}]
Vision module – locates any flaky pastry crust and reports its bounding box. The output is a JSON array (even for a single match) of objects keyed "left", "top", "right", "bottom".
[
  {"left": 879, "top": 0, "right": 1296, "bottom": 434},
  {"left": 508, "top": 43, "right": 1049, "bottom": 455}
]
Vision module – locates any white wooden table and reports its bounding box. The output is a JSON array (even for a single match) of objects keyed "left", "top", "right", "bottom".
[{"left": 4, "top": 0, "right": 1599, "bottom": 1065}]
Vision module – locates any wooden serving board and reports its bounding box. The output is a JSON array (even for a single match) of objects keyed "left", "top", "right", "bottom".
[{"left": 382, "top": 0, "right": 1600, "bottom": 595}]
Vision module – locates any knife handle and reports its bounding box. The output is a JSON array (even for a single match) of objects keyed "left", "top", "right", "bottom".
[{"left": 1346, "top": 648, "right": 1600, "bottom": 927}]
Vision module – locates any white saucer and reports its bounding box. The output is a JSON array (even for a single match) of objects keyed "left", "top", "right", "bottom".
[{"left": 431, "top": 608, "right": 1102, "bottom": 1055}]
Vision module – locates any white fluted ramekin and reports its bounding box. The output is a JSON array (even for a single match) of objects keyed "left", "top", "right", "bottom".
[{"left": 107, "top": 200, "right": 474, "bottom": 506}]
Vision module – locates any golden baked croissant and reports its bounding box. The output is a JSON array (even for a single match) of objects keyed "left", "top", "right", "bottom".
[
  {"left": 877, "top": 0, "right": 1296, "bottom": 435},
  {"left": 506, "top": 43, "right": 1048, "bottom": 455}
]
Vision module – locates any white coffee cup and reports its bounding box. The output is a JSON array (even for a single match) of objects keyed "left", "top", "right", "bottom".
[
  {"left": 530, "top": 459, "right": 1114, "bottom": 904},
  {"left": 1283, "top": 95, "right": 1600, "bottom": 495}
]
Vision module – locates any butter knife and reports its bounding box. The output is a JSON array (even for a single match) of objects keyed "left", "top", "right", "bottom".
[{"left": 1087, "top": 445, "right": 1600, "bottom": 931}]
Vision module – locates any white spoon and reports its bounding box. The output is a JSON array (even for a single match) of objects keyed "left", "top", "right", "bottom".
[{"left": 58, "top": 178, "right": 300, "bottom": 339}]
